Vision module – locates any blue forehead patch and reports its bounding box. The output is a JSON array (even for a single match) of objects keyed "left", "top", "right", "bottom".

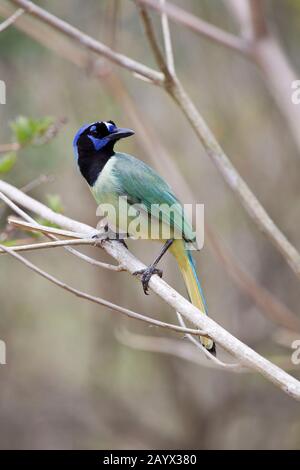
[{"left": 73, "top": 123, "right": 92, "bottom": 150}]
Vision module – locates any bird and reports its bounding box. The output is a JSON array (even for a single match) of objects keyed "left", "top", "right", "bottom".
[{"left": 73, "top": 120, "right": 215, "bottom": 353}]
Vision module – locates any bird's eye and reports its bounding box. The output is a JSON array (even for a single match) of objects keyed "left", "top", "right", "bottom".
[{"left": 89, "top": 125, "right": 98, "bottom": 137}]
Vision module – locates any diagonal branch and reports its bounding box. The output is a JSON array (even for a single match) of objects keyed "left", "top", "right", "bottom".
[
  {"left": 0, "top": 191, "right": 122, "bottom": 271},
  {"left": 159, "top": 0, "right": 175, "bottom": 75},
  {"left": 137, "top": 0, "right": 300, "bottom": 160},
  {"left": 10, "top": 0, "right": 164, "bottom": 86},
  {"left": 0, "top": 243, "right": 207, "bottom": 337},
  {"left": 136, "top": 0, "right": 249, "bottom": 55},
  {"left": 138, "top": 5, "right": 300, "bottom": 281},
  {"left": 0, "top": 6, "right": 23, "bottom": 32},
  {"left": 248, "top": 0, "right": 268, "bottom": 39},
  {"left": 1, "top": 179, "right": 300, "bottom": 400}
]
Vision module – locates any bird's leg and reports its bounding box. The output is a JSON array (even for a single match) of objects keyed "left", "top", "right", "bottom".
[{"left": 134, "top": 239, "right": 174, "bottom": 295}]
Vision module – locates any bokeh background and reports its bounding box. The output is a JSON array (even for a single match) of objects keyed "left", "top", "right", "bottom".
[{"left": 0, "top": 0, "right": 300, "bottom": 449}]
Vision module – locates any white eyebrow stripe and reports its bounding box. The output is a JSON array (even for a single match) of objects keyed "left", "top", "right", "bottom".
[{"left": 103, "top": 121, "right": 113, "bottom": 131}]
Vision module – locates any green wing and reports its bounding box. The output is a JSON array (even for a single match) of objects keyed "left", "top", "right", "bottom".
[{"left": 113, "top": 152, "right": 196, "bottom": 243}]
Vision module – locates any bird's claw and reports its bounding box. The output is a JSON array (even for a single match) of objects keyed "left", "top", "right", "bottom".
[{"left": 133, "top": 266, "right": 163, "bottom": 295}]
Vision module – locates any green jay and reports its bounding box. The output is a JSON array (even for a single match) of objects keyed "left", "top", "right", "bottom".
[{"left": 73, "top": 120, "right": 215, "bottom": 353}]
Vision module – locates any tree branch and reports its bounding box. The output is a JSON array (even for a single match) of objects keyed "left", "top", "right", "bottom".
[
  {"left": 136, "top": 0, "right": 249, "bottom": 55},
  {"left": 118, "top": 328, "right": 300, "bottom": 373},
  {"left": 0, "top": 190, "right": 122, "bottom": 272},
  {"left": 0, "top": 243, "right": 207, "bottom": 337},
  {"left": 136, "top": 0, "right": 300, "bottom": 160},
  {"left": 159, "top": 0, "right": 175, "bottom": 75},
  {"left": 10, "top": 0, "right": 164, "bottom": 86},
  {"left": 117, "top": 328, "right": 243, "bottom": 371},
  {"left": 1, "top": 179, "right": 300, "bottom": 400},
  {"left": 248, "top": 0, "right": 268, "bottom": 39},
  {"left": 0, "top": 6, "right": 23, "bottom": 32}
]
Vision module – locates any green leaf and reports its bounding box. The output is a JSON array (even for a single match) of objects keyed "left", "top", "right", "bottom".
[
  {"left": 10, "top": 116, "right": 54, "bottom": 146},
  {"left": 0, "top": 152, "right": 17, "bottom": 173},
  {"left": 10, "top": 116, "right": 35, "bottom": 145}
]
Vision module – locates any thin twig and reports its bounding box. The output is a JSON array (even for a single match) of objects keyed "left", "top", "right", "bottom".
[
  {"left": 118, "top": 328, "right": 245, "bottom": 371},
  {"left": 1, "top": 180, "right": 300, "bottom": 399},
  {"left": 20, "top": 174, "right": 54, "bottom": 193},
  {"left": 8, "top": 216, "right": 87, "bottom": 239},
  {"left": 224, "top": 0, "right": 300, "bottom": 158},
  {"left": 0, "top": 191, "right": 122, "bottom": 272},
  {"left": 10, "top": 0, "right": 164, "bottom": 86},
  {"left": 118, "top": 329, "right": 299, "bottom": 372},
  {"left": 159, "top": 0, "right": 175, "bottom": 75},
  {"left": 0, "top": 237, "right": 96, "bottom": 253},
  {"left": 135, "top": 0, "right": 172, "bottom": 82},
  {"left": 0, "top": 7, "right": 23, "bottom": 32},
  {"left": 248, "top": 0, "right": 268, "bottom": 39},
  {"left": 0, "top": 142, "right": 20, "bottom": 153},
  {"left": 136, "top": 0, "right": 249, "bottom": 55},
  {"left": 176, "top": 311, "right": 241, "bottom": 370},
  {"left": 136, "top": 0, "right": 300, "bottom": 160},
  {"left": 0, "top": 243, "right": 206, "bottom": 337}
]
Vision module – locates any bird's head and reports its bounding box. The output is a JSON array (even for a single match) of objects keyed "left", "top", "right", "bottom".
[{"left": 73, "top": 120, "right": 134, "bottom": 161}]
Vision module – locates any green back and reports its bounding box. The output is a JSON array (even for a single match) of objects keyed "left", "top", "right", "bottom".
[{"left": 112, "top": 153, "right": 196, "bottom": 243}]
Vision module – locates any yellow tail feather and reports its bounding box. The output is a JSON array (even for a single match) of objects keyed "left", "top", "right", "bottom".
[{"left": 170, "top": 239, "right": 215, "bottom": 351}]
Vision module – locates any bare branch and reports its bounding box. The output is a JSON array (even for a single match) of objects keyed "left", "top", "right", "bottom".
[
  {"left": 0, "top": 191, "right": 122, "bottom": 272},
  {"left": 170, "top": 80, "right": 300, "bottom": 280},
  {"left": 0, "top": 237, "right": 95, "bottom": 254},
  {"left": 117, "top": 328, "right": 243, "bottom": 370},
  {"left": 118, "top": 329, "right": 300, "bottom": 373},
  {"left": 1, "top": 179, "right": 300, "bottom": 399},
  {"left": 225, "top": 0, "right": 300, "bottom": 157},
  {"left": 10, "top": 0, "right": 164, "bottom": 86},
  {"left": 0, "top": 7, "right": 23, "bottom": 32},
  {"left": 136, "top": 0, "right": 249, "bottom": 55},
  {"left": 136, "top": 0, "right": 172, "bottom": 82},
  {"left": 135, "top": 0, "right": 300, "bottom": 160},
  {"left": 159, "top": 0, "right": 175, "bottom": 75},
  {"left": 8, "top": 216, "right": 87, "bottom": 239},
  {"left": 0, "top": 243, "right": 206, "bottom": 337},
  {"left": 248, "top": 0, "right": 268, "bottom": 39},
  {"left": 20, "top": 174, "right": 54, "bottom": 193},
  {"left": 0, "top": 142, "right": 20, "bottom": 153},
  {"left": 176, "top": 312, "right": 241, "bottom": 370}
]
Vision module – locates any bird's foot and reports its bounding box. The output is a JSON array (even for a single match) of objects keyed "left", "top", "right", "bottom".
[{"left": 133, "top": 266, "right": 163, "bottom": 295}]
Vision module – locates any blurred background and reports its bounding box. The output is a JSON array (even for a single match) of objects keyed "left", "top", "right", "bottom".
[{"left": 0, "top": 0, "right": 300, "bottom": 449}]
